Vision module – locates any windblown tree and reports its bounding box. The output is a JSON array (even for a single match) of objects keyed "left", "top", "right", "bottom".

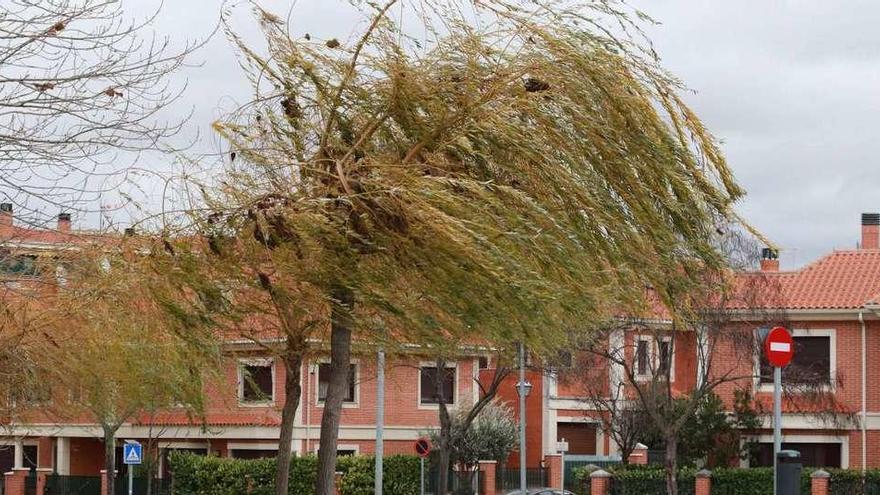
[
  {"left": 161, "top": 0, "right": 752, "bottom": 493},
  {"left": 0, "top": 0, "right": 199, "bottom": 221},
  {"left": 36, "top": 243, "right": 218, "bottom": 495}
]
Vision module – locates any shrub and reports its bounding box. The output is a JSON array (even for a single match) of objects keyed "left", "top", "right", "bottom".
[{"left": 168, "top": 452, "right": 420, "bottom": 495}]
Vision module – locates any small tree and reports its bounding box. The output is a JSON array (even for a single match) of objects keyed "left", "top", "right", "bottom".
[
  {"left": 40, "top": 243, "right": 218, "bottom": 495},
  {"left": 429, "top": 400, "right": 517, "bottom": 494}
]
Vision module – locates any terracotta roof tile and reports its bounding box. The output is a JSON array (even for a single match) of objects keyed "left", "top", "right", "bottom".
[{"left": 734, "top": 249, "right": 880, "bottom": 310}]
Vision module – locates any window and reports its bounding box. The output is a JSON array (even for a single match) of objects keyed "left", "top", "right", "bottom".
[
  {"left": 754, "top": 443, "right": 840, "bottom": 468},
  {"left": 658, "top": 341, "right": 672, "bottom": 375},
  {"left": 760, "top": 335, "right": 831, "bottom": 385},
  {"left": 478, "top": 356, "right": 489, "bottom": 370},
  {"left": 636, "top": 340, "right": 649, "bottom": 375},
  {"left": 634, "top": 336, "right": 673, "bottom": 379},
  {"left": 556, "top": 351, "right": 573, "bottom": 369},
  {"left": 317, "top": 363, "right": 357, "bottom": 403},
  {"left": 420, "top": 365, "right": 456, "bottom": 405},
  {"left": 0, "top": 253, "right": 37, "bottom": 277},
  {"left": 240, "top": 361, "right": 273, "bottom": 403}
]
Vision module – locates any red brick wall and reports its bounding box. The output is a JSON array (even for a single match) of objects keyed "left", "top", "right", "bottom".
[{"left": 495, "top": 370, "right": 543, "bottom": 468}]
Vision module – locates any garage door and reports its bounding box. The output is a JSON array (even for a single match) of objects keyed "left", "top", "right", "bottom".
[{"left": 557, "top": 422, "right": 597, "bottom": 455}]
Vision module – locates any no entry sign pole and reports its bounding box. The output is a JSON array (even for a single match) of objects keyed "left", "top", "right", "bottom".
[
  {"left": 414, "top": 438, "right": 430, "bottom": 495},
  {"left": 765, "top": 326, "right": 793, "bottom": 495},
  {"left": 774, "top": 365, "right": 781, "bottom": 495}
]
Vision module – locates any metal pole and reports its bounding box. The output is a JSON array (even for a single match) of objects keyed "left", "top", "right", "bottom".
[
  {"left": 420, "top": 457, "right": 425, "bottom": 495},
  {"left": 375, "top": 349, "right": 385, "bottom": 495},
  {"left": 519, "top": 342, "right": 527, "bottom": 495},
  {"left": 128, "top": 464, "right": 133, "bottom": 495},
  {"left": 560, "top": 453, "right": 565, "bottom": 493},
  {"left": 774, "top": 365, "right": 781, "bottom": 495}
]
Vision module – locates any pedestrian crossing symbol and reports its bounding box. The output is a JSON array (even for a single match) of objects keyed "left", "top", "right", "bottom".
[{"left": 123, "top": 442, "right": 142, "bottom": 465}]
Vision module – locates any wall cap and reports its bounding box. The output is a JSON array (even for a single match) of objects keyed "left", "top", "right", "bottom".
[
  {"left": 634, "top": 443, "right": 648, "bottom": 449},
  {"left": 478, "top": 460, "right": 498, "bottom": 465},
  {"left": 35, "top": 468, "right": 52, "bottom": 473},
  {"left": 811, "top": 469, "right": 830, "bottom": 479},
  {"left": 590, "top": 469, "right": 612, "bottom": 479},
  {"left": 11, "top": 468, "right": 30, "bottom": 472},
  {"left": 696, "top": 469, "right": 711, "bottom": 478}
]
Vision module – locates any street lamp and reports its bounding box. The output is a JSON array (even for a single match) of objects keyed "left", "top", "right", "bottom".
[
  {"left": 516, "top": 380, "right": 532, "bottom": 398},
  {"left": 516, "top": 343, "right": 530, "bottom": 495}
]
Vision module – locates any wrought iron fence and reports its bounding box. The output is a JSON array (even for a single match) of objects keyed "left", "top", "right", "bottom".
[
  {"left": 45, "top": 475, "right": 101, "bottom": 495},
  {"left": 495, "top": 466, "right": 548, "bottom": 492},
  {"left": 424, "top": 466, "right": 483, "bottom": 495},
  {"left": 113, "top": 477, "right": 171, "bottom": 495},
  {"left": 829, "top": 477, "right": 880, "bottom": 495}
]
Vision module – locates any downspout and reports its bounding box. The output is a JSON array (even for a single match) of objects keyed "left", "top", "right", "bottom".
[
  {"left": 860, "top": 310, "right": 867, "bottom": 472},
  {"left": 306, "top": 362, "right": 313, "bottom": 454}
]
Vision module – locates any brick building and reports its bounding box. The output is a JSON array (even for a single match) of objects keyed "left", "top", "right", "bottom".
[{"left": 5, "top": 203, "right": 880, "bottom": 479}]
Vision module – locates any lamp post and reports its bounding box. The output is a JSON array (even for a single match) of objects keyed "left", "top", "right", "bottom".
[{"left": 516, "top": 343, "right": 533, "bottom": 495}]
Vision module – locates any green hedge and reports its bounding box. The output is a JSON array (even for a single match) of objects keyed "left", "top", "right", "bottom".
[
  {"left": 608, "top": 467, "right": 880, "bottom": 495},
  {"left": 168, "top": 452, "right": 420, "bottom": 495}
]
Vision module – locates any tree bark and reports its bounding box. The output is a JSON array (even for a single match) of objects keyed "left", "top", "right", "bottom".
[
  {"left": 315, "top": 287, "right": 354, "bottom": 495},
  {"left": 664, "top": 433, "right": 678, "bottom": 495},
  {"left": 275, "top": 341, "right": 304, "bottom": 495},
  {"left": 103, "top": 425, "right": 117, "bottom": 495}
]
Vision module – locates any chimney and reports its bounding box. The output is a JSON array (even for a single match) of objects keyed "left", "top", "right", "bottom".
[
  {"left": 0, "top": 203, "right": 12, "bottom": 231},
  {"left": 57, "top": 212, "right": 71, "bottom": 233},
  {"left": 862, "top": 213, "right": 880, "bottom": 249},
  {"left": 760, "top": 247, "right": 779, "bottom": 272}
]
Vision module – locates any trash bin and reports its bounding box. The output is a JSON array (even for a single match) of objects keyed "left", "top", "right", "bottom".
[{"left": 776, "top": 450, "right": 801, "bottom": 495}]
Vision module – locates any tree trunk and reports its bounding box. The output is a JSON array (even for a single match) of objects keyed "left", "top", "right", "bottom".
[
  {"left": 664, "top": 434, "right": 678, "bottom": 495},
  {"left": 103, "top": 425, "right": 117, "bottom": 495},
  {"left": 315, "top": 287, "right": 354, "bottom": 495},
  {"left": 436, "top": 358, "right": 452, "bottom": 495},
  {"left": 275, "top": 344, "right": 304, "bottom": 495}
]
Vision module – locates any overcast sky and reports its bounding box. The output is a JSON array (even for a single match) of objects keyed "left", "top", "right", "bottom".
[{"left": 140, "top": 0, "right": 880, "bottom": 269}]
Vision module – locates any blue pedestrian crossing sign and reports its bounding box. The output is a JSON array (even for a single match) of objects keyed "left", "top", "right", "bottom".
[{"left": 123, "top": 441, "right": 142, "bottom": 465}]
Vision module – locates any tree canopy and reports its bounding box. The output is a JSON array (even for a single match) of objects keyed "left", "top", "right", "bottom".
[{"left": 159, "top": 1, "right": 752, "bottom": 492}]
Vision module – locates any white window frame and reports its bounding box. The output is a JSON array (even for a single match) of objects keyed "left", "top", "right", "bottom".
[
  {"left": 315, "top": 359, "right": 360, "bottom": 409},
  {"left": 634, "top": 335, "right": 675, "bottom": 383},
  {"left": 418, "top": 361, "right": 458, "bottom": 409},
  {"left": 237, "top": 358, "right": 275, "bottom": 406},
  {"left": 754, "top": 328, "right": 836, "bottom": 393}
]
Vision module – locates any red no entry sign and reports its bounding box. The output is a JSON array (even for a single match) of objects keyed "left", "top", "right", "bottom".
[
  {"left": 414, "top": 438, "right": 431, "bottom": 458},
  {"left": 764, "top": 326, "right": 794, "bottom": 368}
]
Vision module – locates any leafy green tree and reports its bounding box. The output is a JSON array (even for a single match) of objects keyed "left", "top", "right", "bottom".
[{"left": 161, "top": 0, "right": 749, "bottom": 493}]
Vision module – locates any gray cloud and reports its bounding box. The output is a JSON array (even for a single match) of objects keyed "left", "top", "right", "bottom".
[{"left": 142, "top": 0, "right": 880, "bottom": 268}]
